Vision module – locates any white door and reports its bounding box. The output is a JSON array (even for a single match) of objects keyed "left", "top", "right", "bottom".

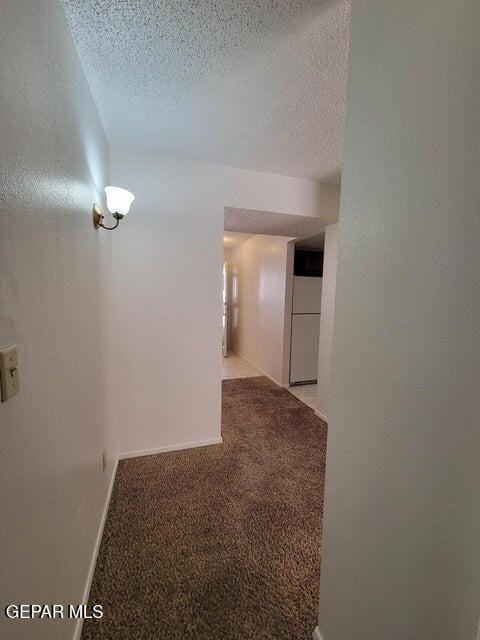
[{"left": 290, "top": 313, "right": 320, "bottom": 383}]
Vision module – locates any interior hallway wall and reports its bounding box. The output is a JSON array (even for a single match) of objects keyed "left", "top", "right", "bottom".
[
  {"left": 317, "top": 1, "right": 480, "bottom": 639},
  {"left": 0, "top": 1, "right": 114, "bottom": 639},
  {"left": 316, "top": 223, "right": 338, "bottom": 421},
  {"left": 110, "top": 151, "right": 339, "bottom": 455},
  {"left": 229, "top": 235, "right": 294, "bottom": 385},
  {"left": 222, "top": 247, "right": 233, "bottom": 352}
]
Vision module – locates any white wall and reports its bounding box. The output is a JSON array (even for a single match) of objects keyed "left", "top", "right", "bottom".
[
  {"left": 110, "top": 151, "right": 336, "bottom": 455},
  {"left": 317, "top": 2, "right": 480, "bottom": 639},
  {"left": 316, "top": 223, "right": 337, "bottom": 421},
  {"left": 0, "top": 1, "right": 114, "bottom": 639},
  {"left": 230, "top": 235, "right": 294, "bottom": 385},
  {"left": 222, "top": 247, "right": 232, "bottom": 351}
]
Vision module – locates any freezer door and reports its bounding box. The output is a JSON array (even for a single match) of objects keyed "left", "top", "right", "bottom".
[
  {"left": 290, "top": 314, "right": 321, "bottom": 383},
  {"left": 292, "top": 276, "right": 322, "bottom": 314}
]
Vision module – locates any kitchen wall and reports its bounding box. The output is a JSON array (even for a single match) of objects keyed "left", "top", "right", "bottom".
[
  {"left": 316, "top": 223, "right": 338, "bottom": 422},
  {"left": 317, "top": 1, "right": 480, "bottom": 639},
  {"left": 0, "top": 1, "right": 114, "bottom": 639},
  {"left": 229, "top": 235, "right": 294, "bottom": 385},
  {"left": 110, "top": 151, "right": 336, "bottom": 455}
]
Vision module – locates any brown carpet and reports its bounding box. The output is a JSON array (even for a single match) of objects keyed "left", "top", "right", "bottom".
[{"left": 82, "top": 376, "right": 328, "bottom": 640}]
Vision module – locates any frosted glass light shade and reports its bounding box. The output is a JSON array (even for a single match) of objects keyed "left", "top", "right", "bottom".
[{"left": 105, "top": 186, "right": 135, "bottom": 216}]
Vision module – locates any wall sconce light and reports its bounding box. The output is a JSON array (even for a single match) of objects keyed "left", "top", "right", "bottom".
[{"left": 93, "top": 186, "right": 135, "bottom": 230}]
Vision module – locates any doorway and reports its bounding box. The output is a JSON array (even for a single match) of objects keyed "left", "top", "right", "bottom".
[{"left": 221, "top": 208, "right": 326, "bottom": 398}]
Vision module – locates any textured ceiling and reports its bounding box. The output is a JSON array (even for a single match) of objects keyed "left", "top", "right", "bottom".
[
  {"left": 224, "top": 207, "right": 325, "bottom": 239},
  {"left": 295, "top": 232, "right": 325, "bottom": 250},
  {"left": 61, "top": 0, "right": 350, "bottom": 181}
]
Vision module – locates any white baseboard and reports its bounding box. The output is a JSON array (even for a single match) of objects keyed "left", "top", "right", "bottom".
[
  {"left": 313, "top": 626, "right": 325, "bottom": 640},
  {"left": 315, "top": 409, "right": 328, "bottom": 423},
  {"left": 229, "top": 348, "right": 285, "bottom": 388},
  {"left": 119, "top": 437, "right": 223, "bottom": 460},
  {"left": 73, "top": 456, "right": 119, "bottom": 640}
]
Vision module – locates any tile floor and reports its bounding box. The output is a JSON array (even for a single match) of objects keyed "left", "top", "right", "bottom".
[
  {"left": 222, "top": 351, "right": 261, "bottom": 379},
  {"left": 287, "top": 383, "right": 318, "bottom": 412},
  {"left": 222, "top": 351, "right": 318, "bottom": 412}
]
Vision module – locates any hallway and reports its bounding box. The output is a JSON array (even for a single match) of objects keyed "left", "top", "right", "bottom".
[
  {"left": 223, "top": 352, "right": 318, "bottom": 412},
  {"left": 4, "top": 2, "right": 478, "bottom": 638},
  {"left": 82, "top": 377, "right": 327, "bottom": 640}
]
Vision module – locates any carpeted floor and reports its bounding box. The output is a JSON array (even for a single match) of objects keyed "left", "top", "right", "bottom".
[{"left": 82, "top": 376, "right": 328, "bottom": 640}]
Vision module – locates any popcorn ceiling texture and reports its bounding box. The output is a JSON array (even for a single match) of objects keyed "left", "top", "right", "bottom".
[
  {"left": 60, "top": 0, "right": 350, "bottom": 181},
  {"left": 224, "top": 207, "right": 326, "bottom": 238}
]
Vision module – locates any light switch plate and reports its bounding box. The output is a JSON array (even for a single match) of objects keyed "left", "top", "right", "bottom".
[{"left": 0, "top": 344, "right": 19, "bottom": 402}]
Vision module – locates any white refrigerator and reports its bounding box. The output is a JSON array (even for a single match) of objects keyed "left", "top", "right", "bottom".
[{"left": 290, "top": 276, "right": 322, "bottom": 384}]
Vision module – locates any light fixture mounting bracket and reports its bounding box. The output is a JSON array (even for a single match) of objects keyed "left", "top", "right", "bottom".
[
  {"left": 92, "top": 203, "right": 104, "bottom": 228},
  {"left": 93, "top": 203, "right": 124, "bottom": 231}
]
